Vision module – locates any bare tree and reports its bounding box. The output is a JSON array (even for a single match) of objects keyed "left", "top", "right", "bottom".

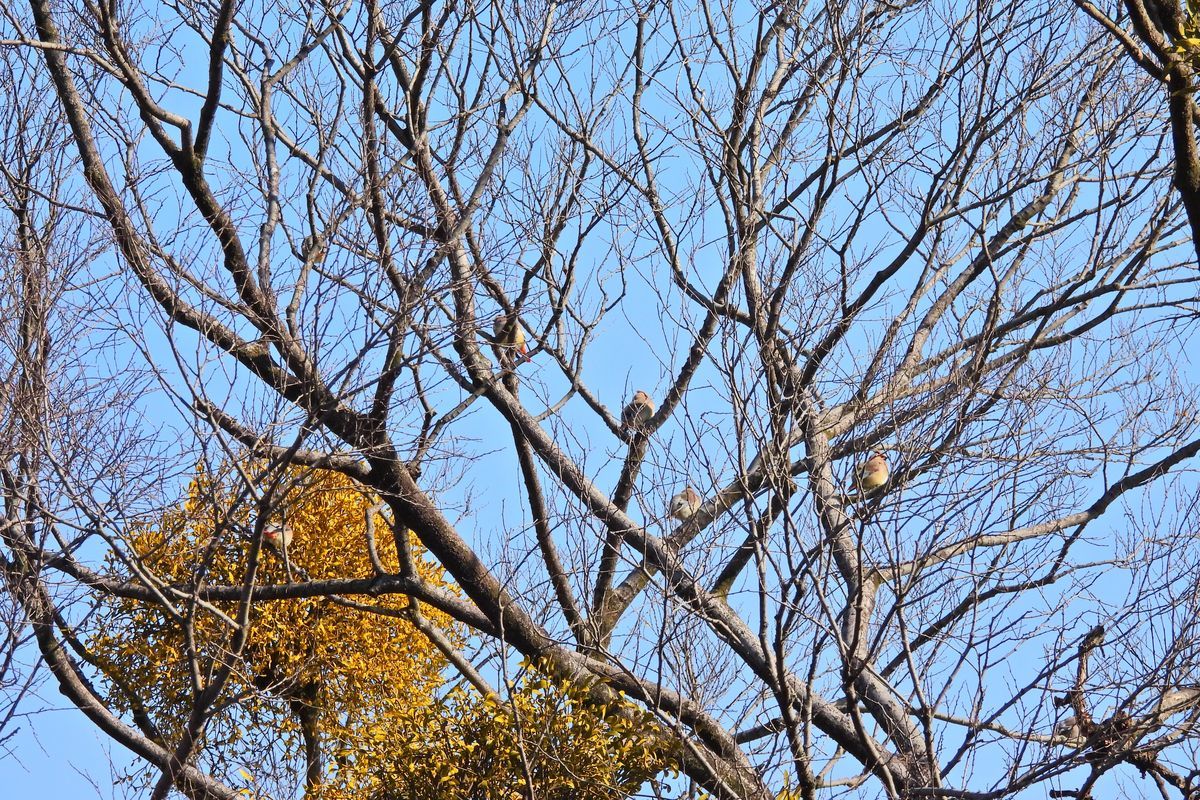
[
  {"left": 1074, "top": 0, "right": 1200, "bottom": 258},
  {"left": 4, "top": 0, "right": 1200, "bottom": 798},
  {"left": 0, "top": 25, "right": 173, "bottom": 787}
]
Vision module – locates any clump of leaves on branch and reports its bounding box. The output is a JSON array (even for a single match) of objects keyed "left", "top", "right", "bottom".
[
  {"left": 85, "top": 465, "right": 676, "bottom": 798},
  {"left": 87, "top": 466, "right": 456, "bottom": 794},
  {"left": 339, "top": 663, "right": 678, "bottom": 800}
]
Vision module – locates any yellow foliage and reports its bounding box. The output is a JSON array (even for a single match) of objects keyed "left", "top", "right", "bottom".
[
  {"left": 322, "top": 659, "right": 679, "bottom": 800},
  {"left": 88, "top": 464, "right": 456, "bottom": 794},
  {"left": 87, "top": 465, "right": 679, "bottom": 798},
  {"left": 1174, "top": 2, "right": 1200, "bottom": 67}
]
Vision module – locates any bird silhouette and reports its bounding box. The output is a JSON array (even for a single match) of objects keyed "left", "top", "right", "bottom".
[{"left": 621, "top": 390, "right": 654, "bottom": 431}]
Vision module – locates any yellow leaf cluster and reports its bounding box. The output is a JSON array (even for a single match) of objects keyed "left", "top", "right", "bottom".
[
  {"left": 87, "top": 464, "right": 457, "bottom": 793},
  {"left": 321, "top": 659, "right": 680, "bottom": 800},
  {"left": 1174, "top": 1, "right": 1200, "bottom": 65},
  {"left": 86, "top": 465, "right": 678, "bottom": 797}
]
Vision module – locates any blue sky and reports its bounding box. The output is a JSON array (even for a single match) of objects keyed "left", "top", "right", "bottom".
[{"left": 3, "top": 0, "right": 1200, "bottom": 797}]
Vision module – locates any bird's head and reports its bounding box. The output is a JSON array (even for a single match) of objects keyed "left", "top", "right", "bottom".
[
  {"left": 633, "top": 390, "right": 649, "bottom": 403},
  {"left": 263, "top": 523, "right": 292, "bottom": 544}
]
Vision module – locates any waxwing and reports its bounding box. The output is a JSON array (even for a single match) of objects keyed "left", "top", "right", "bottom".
[
  {"left": 669, "top": 487, "right": 702, "bottom": 520},
  {"left": 856, "top": 451, "right": 889, "bottom": 492},
  {"left": 493, "top": 314, "right": 530, "bottom": 364},
  {"left": 1054, "top": 716, "right": 1085, "bottom": 747},
  {"left": 621, "top": 390, "right": 654, "bottom": 431},
  {"left": 263, "top": 522, "right": 294, "bottom": 552}
]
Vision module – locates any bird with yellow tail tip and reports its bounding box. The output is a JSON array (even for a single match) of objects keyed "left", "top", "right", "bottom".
[
  {"left": 857, "top": 450, "right": 889, "bottom": 491},
  {"left": 492, "top": 313, "right": 530, "bottom": 365}
]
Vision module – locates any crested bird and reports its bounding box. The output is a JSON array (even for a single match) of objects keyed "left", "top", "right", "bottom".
[
  {"left": 669, "top": 487, "right": 702, "bottom": 520},
  {"left": 621, "top": 390, "right": 655, "bottom": 431},
  {"left": 492, "top": 313, "right": 529, "bottom": 364},
  {"left": 842, "top": 450, "right": 889, "bottom": 503},
  {"left": 262, "top": 522, "right": 294, "bottom": 553},
  {"left": 856, "top": 450, "right": 889, "bottom": 492}
]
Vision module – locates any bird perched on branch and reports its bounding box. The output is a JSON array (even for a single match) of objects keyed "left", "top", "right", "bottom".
[
  {"left": 669, "top": 487, "right": 702, "bottom": 520},
  {"left": 856, "top": 451, "right": 889, "bottom": 491},
  {"left": 1054, "top": 715, "right": 1086, "bottom": 747},
  {"left": 492, "top": 313, "right": 530, "bottom": 365},
  {"left": 842, "top": 450, "right": 889, "bottom": 502},
  {"left": 621, "top": 390, "right": 654, "bottom": 431},
  {"left": 262, "top": 522, "right": 294, "bottom": 553}
]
